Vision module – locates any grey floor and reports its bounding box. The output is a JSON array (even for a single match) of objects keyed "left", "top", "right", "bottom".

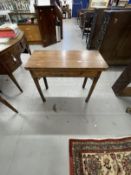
[{"left": 0, "top": 19, "right": 131, "bottom": 175}]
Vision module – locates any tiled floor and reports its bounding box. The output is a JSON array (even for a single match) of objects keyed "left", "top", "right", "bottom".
[{"left": 0, "top": 19, "right": 131, "bottom": 175}]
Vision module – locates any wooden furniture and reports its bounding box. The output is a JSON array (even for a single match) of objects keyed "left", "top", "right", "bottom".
[
  {"left": 112, "top": 62, "right": 131, "bottom": 113},
  {"left": 25, "top": 50, "right": 108, "bottom": 103},
  {"left": 86, "top": 8, "right": 131, "bottom": 65},
  {"left": 77, "top": 9, "right": 94, "bottom": 29},
  {"left": 0, "top": 31, "right": 31, "bottom": 92},
  {"left": 82, "top": 11, "right": 94, "bottom": 42},
  {"left": 9, "top": 13, "right": 42, "bottom": 43},
  {"left": 98, "top": 10, "right": 131, "bottom": 65},
  {"left": 35, "top": 2, "right": 63, "bottom": 47},
  {"left": 87, "top": 8, "right": 105, "bottom": 50},
  {"left": 18, "top": 24, "right": 41, "bottom": 43},
  {"left": 112, "top": 62, "right": 131, "bottom": 96},
  {"left": 0, "top": 94, "right": 18, "bottom": 113}
]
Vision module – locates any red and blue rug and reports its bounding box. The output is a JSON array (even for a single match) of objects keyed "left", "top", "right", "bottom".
[{"left": 69, "top": 137, "right": 131, "bottom": 175}]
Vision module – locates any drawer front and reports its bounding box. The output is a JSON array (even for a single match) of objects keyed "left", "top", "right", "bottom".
[
  {"left": 30, "top": 69, "right": 98, "bottom": 78},
  {"left": 6, "top": 53, "right": 21, "bottom": 72},
  {"left": 1, "top": 50, "right": 22, "bottom": 73}
]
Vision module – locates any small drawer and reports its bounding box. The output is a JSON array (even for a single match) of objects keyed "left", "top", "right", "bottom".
[{"left": 3, "top": 52, "right": 21, "bottom": 72}]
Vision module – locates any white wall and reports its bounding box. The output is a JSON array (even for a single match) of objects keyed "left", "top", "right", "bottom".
[
  {"left": 36, "top": 0, "right": 50, "bottom": 5},
  {"left": 29, "top": 0, "right": 35, "bottom": 12},
  {"left": 29, "top": 0, "right": 73, "bottom": 12},
  {"left": 30, "top": 0, "right": 50, "bottom": 12}
]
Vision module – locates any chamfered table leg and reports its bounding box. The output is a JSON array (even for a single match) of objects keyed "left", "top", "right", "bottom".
[
  {"left": 30, "top": 73, "right": 46, "bottom": 102},
  {"left": 82, "top": 78, "right": 88, "bottom": 89},
  {"left": 85, "top": 72, "right": 101, "bottom": 103},
  {"left": 43, "top": 77, "right": 48, "bottom": 90},
  {"left": 0, "top": 95, "right": 18, "bottom": 113},
  {"left": 1, "top": 62, "right": 23, "bottom": 93},
  {"left": 126, "top": 107, "right": 131, "bottom": 114}
]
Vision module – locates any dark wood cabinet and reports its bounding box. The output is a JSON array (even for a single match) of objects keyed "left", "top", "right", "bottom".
[
  {"left": 87, "top": 9, "right": 131, "bottom": 65},
  {"left": 35, "top": 3, "right": 63, "bottom": 47},
  {"left": 98, "top": 10, "right": 131, "bottom": 65},
  {"left": 87, "top": 9, "right": 106, "bottom": 50},
  {"left": 35, "top": 5, "right": 57, "bottom": 46}
]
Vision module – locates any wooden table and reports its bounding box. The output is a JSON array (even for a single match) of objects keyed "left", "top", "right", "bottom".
[
  {"left": 25, "top": 50, "right": 108, "bottom": 102},
  {"left": 0, "top": 31, "right": 31, "bottom": 92},
  {"left": 0, "top": 31, "right": 31, "bottom": 113}
]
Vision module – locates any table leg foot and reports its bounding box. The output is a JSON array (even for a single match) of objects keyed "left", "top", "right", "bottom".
[
  {"left": 31, "top": 75, "right": 46, "bottom": 103},
  {"left": 85, "top": 72, "right": 101, "bottom": 103},
  {"left": 43, "top": 77, "right": 48, "bottom": 90},
  {"left": 126, "top": 107, "right": 131, "bottom": 114},
  {"left": 0, "top": 95, "right": 18, "bottom": 113},
  {"left": 82, "top": 78, "right": 88, "bottom": 89}
]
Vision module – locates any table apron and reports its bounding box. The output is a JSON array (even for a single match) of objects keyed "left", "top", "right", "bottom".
[{"left": 30, "top": 69, "right": 100, "bottom": 78}]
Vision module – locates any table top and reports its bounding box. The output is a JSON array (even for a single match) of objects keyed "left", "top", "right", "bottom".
[
  {"left": 0, "top": 31, "right": 24, "bottom": 53},
  {"left": 25, "top": 50, "right": 108, "bottom": 70}
]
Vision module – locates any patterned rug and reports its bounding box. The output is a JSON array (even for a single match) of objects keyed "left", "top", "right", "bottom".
[{"left": 69, "top": 137, "right": 131, "bottom": 175}]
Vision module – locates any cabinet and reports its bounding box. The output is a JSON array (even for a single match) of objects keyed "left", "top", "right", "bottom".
[
  {"left": 9, "top": 13, "right": 42, "bottom": 43},
  {"left": 87, "top": 9, "right": 131, "bottom": 65},
  {"left": 35, "top": 6, "right": 56, "bottom": 46},
  {"left": 35, "top": 3, "right": 63, "bottom": 47},
  {"left": 98, "top": 10, "right": 131, "bottom": 65}
]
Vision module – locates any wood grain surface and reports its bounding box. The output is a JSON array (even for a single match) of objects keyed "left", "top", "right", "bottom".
[{"left": 25, "top": 50, "right": 108, "bottom": 69}]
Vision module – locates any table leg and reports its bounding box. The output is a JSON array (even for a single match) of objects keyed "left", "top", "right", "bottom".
[
  {"left": 8, "top": 73, "right": 23, "bottom": 93},
  {"left": 31, "top": 74, "right": 46, "bottom": 102},
  {"left": 24, "top": 35, "right": 31, "bottom": 55},
  {"left": 0, "top": 95, "right": 18, "bottom": 113},
  {"left": 1, "top": 62, "right": 23, "bottom": 93},
  {"left": 82, "top": 78, "right": 88, "bottom": 89},
  {"left": 112, "top": 62, "right": 131, "bottom": 96},
  {"left": 85, "top": 72, "right": 101, "bottom": 103},
  {"left": 43, "top": 77, "right": 48, "bottom": 90},
  {"left": 26, "top": 44, "right": 31, "bottom": 55},
  {"left": 126, "top": 107, "right": 131, "bottom": 114}
]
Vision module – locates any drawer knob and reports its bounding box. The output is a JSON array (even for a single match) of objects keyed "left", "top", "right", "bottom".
[{"left": 11, "top": 55, "right": 17, "bottom": 62}]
